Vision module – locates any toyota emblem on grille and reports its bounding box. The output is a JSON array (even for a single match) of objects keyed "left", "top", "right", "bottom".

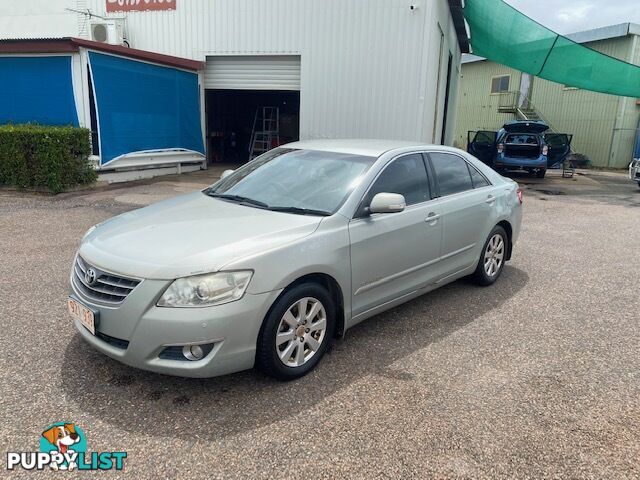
[{"left": 85, "top": 268, "right": 98, "bottom": 286}]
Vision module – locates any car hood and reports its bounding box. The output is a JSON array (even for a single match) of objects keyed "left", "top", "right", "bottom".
[{"left": 79, "top": 191, "right": 323, "bottom": 279}]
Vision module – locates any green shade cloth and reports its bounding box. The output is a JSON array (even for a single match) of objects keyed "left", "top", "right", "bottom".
[{"left": 464, "top": 0, "right": 640, "bottom": 98}]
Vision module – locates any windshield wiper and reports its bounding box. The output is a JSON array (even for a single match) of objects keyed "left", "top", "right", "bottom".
[
  {"left": 267, "top": 206, "right": 332, "bottom": 217},
  {"left": 206, "top": 193, "right": 269, "bottom": 209}
]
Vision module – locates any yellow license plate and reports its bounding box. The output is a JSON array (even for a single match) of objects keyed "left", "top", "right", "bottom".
[{"left": 68, "top": 297, "right": 96, "bottom": 335}]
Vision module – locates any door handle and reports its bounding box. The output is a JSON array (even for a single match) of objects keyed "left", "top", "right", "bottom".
[
  {"left": 425, "top": 212, "right": 440, "bottom": 224},
  {"left": 485, "top": 195, "right": 496, "bottom": 204}
]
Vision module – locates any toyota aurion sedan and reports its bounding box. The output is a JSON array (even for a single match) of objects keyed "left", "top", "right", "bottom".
[{"left": 69, "top": 140, "right": 523, "bottom": 380}]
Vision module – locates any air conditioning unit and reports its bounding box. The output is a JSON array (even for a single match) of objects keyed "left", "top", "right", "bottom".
[{"left": 90, "top": 20, "right": 124, "bottom": 45}]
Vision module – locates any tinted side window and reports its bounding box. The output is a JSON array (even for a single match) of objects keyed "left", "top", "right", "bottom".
[
  {"left": 366, "top": 154, "right": 430, "bottom": 207},
  {"left": 468, "top": 164, "right": 490, "bottom": 188},
  {"left": 430, "top": 153, "right": 474, "bottom": 197}
]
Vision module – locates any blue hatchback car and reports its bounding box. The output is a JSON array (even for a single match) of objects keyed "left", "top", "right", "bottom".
[{"left": 468, "top": 121, "right": 572, "bottom": 178}]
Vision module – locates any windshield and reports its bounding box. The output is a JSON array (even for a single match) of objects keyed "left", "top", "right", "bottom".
[
  {"left": 204, "top": 148, "right": 377, "bottom": 215},
  {"left": 505, "top": 134, "right": 539, "bottom": 145}
]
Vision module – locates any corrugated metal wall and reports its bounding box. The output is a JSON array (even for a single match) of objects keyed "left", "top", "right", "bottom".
[
  {"left": 608, "top": 34, "right": 640, "bottom": 168},
  {"left": 530, "top": 37, "right": 630, "bottom": 168},
  {"left": 454, "top": 35, "right": 640, "bottom": 168},
  {"left": 84, "top": 0, "right": 462, "bottom": 144},
  {"left": 453, "top": 61, "right": 522, "bottom": 148}
]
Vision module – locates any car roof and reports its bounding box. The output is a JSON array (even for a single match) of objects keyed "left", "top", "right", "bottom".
[{"left": 282, "top": 139, "right": 434, "bottom": 157}]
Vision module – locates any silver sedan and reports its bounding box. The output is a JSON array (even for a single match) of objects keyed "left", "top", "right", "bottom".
[{"left": 68, "top": 140, "right": 523, "bottom": 380}]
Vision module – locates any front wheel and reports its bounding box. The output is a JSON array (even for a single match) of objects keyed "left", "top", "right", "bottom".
[
  {"left": 472, "top": 226, "right": 508, "bottom": 286},
  {"left": 256, "top": 283, "right": 335, "bottom": 380},
  {"left": 536, "top": 169, "right": 546, "bottom": 178}
]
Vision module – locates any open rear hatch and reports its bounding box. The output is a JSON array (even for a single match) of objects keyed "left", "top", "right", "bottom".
[{"left": 502, "top": 121, "right": 549, "bottom": 134}]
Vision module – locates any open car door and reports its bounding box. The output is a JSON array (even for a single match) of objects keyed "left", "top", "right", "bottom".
[
  {"left": 544, "top": 133, "right": 573, "bottom": 168},
  {"left": 468, "top": 130, "right": 497, "bottom": 166}
]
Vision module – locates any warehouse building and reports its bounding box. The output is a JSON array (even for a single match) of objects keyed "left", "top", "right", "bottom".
[
  {"left": 0, "top": 0, "right": 469, "bottom": 176},
  {"left": 454, "top": 23, "right": 640, "bottom": 169}
]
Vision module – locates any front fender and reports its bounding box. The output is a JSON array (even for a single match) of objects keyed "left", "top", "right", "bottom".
[{"left": 222, "top": 215, "right": 353, "bottom": 324}]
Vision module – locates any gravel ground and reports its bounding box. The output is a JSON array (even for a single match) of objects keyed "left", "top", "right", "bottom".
[{"left": 1, "top": 170, "right": 639, "bottom": 479}]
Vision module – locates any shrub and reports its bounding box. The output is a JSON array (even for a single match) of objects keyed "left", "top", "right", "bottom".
[{"left": 0, "top": 124, "right": 96, "bottom": 193}]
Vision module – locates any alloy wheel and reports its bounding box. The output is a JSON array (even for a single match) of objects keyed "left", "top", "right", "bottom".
[
  {"left": 484, "top": 233, "right": 505, "bottom": 277},
  {"left": 275, "top": 297, "right": 327, "bottom": 367}
]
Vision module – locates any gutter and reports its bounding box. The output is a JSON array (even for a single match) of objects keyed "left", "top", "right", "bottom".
[{"left": 448, "top": 0, "right": 471, "bottom": 54}]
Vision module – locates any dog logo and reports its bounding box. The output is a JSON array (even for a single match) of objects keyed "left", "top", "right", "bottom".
[
  {"left": 41, "top": 423, "right": 83, "bottom": 471},
  {"left": 84, "top": 268, "right": 97, "bottom": 286}
]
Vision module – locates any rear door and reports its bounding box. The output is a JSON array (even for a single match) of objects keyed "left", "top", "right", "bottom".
[
  {"left": 427, "top": 152, "right": 497, "bottom": 279},
  {"left": 468, "top": 131, "right": 497, "bottom": 165},
  {"left": 545, "top": 133, "right": 573, "bottom": 167}
]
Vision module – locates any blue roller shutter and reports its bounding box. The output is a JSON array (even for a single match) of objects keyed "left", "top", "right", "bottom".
[
  {"left": 0, "top": 56, "right": 78, "bottom": 126},
  {"left": 89, "top": 52, "right": 204, "bottom": 165}
]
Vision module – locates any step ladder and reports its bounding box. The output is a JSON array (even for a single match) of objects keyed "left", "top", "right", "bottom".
[{"left": 248, "top": 106, "right": 280, "bottom": 161}]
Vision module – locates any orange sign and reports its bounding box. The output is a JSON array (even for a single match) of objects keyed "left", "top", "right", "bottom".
[{"left": 106, "top": 0, "right": 176, "bottom": 12}]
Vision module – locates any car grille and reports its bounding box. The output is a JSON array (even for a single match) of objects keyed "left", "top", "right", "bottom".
[{"left": 72, "top": 256, "right": 140, "bottom": 305}]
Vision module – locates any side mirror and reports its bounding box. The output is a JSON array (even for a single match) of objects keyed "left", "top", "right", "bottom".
[
  {"left": 221, "top": 169, "right": 235, "bottom": 179},
  {"left": 368, "top": 192, "right": 406, "bottom": 214}
]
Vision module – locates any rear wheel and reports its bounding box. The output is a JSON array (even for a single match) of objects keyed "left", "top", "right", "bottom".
[
  {"left": 472, "top": 226, "right": 508, "bottom": 286},
  {"left": 256, "top": 283, "right": 335, "bottom": 380},
  {"left": 536, "top": 169, "right": 546, "bottom": 178}
]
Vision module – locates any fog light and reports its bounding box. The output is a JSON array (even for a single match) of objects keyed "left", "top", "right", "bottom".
[
  {"left": 183, "top": 345, "right": 204, "bottom": 361},
  {"left": 158, "top": 343, "right": 215, "bottom": 361}
]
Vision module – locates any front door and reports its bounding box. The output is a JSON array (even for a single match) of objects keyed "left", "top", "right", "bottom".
[
  {"left": 468, "top": 131, "right": 497, "bottom": 166},
  {"left": 349, "top": 153, "right": 442, "bottom": 319}
]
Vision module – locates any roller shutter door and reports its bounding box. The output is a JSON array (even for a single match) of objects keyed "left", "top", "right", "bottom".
[{"left": 204, "top": 55, "right": 301, "bottom": 90}]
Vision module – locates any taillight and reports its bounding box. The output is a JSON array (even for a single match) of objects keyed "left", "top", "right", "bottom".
[
  {"left": 542, "top": 145, "right": 549, "bottom": 156},
  {"left": 517, "top": 188, "right": 523, "bottom": 204},
  {"left": 497, "top": 143, "right": 504, "bottom": 154}
]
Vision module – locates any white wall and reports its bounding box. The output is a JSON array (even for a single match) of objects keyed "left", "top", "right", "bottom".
[
  {"left": 0, "top": 0, "right": 81, "bottom": 39},
  {"left": 2, "top": 0, "right": 462, "bottom": 145}
]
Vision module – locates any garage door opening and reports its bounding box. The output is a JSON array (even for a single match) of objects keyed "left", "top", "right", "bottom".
[{"left": 205, "top": 89, "right": 300, "bottom": 164}]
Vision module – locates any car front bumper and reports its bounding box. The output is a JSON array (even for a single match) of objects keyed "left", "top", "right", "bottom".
[
  {"left": 495, "top": 155, "right": 547, "bottom": 169},
  {"left": 70, "top": 272, "right": 282, "bottom": 378},
  {"left": 630, "top": 159, "right": 640, "bottom": 182}
]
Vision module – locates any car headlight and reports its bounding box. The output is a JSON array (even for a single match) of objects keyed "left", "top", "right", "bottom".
[{"left": 157, "top": 271, "right": 253, "bottom": 307}]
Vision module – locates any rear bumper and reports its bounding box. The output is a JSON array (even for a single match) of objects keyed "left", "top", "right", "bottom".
[{"left": 495, "top": 155, "right": 547, "bottom": 169}]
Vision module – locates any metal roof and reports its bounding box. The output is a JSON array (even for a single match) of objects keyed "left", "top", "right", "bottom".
[
  {"left": 0, "top": 37, "right": 204, "bottom": 71},
  {"left": 566, "top": 23, "right": 640, "bottom": 44}
]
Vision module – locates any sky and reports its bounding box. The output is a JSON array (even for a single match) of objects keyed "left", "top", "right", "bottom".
[{"left": 504, "top": 0, "right": 640, "bottom": 34}]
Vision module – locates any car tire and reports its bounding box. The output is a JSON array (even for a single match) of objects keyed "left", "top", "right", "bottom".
[
  {"left": 256, "top": 283, "right": 335, "bottom": 381},
  {"left": 472, "top": 226, "right": 508, "bottom": 286},
  {"left": 536, "top": 169, "right": 546, "bottom": 178}
]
